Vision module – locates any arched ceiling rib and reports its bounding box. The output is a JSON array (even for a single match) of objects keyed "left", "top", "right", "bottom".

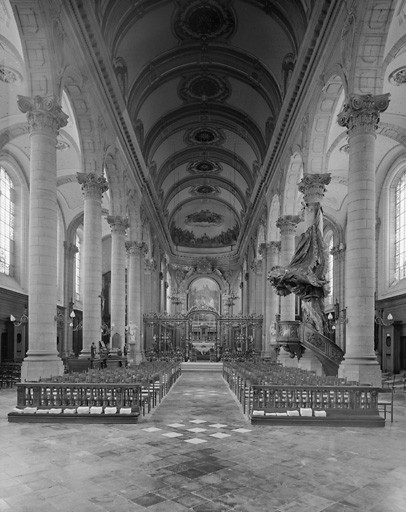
[{"left": 143, "top": 103, "right": 267, "bottom": 164}]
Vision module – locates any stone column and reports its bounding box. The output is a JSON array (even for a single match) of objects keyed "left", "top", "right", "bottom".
[
  {"left": 276, "top": 215, "right": 301, "bottom": 367},
  {"left": 77, "top": 172, "right": 108, "bottom": 357},
  {"left": 337, "top": 93, "right": 390, "bottom": 386},
  {"left": 126, "top": 241, "right": 146, "bottom": 364},
  {"left": 297, "top": 174, "right": 331, "bottom": 375},
  {"left": 107, "top": 215, "right": 128, "bottom": 353},
  {"left": 63, "top": 242, "right": 78, "bottom": 357},
  {"left": 277, "top": 216, "right": 301, "bottom": 321},
  {"left": 144, "top": 259, "right": 155, "bottom": 313},
  {"left": 17, "top": 95, "right": 68, "bottom": 381},
  {"left": 298, "top": 173, "right": 331, "bottom": 229},
  {"left": 261, "top": 242, "right": 280, "bottom": 359}
]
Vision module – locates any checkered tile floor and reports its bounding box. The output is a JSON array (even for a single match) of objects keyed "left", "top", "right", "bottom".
[
  {"left": 2, "top": 370, "right": 406, "bottom": 511},
  {"left": 142, "top": 419, "right": 252, "bottom": 444}
]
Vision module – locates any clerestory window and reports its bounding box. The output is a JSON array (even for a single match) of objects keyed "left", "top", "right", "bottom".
[
  {"left": 0, "top": 166, "right": 15, "bottom": 276},
  {"left": 75, "top": 233, "right": 81, "bottom": 301},
  {"left": 395, "top": 171, "right": 406, "bottom": 280}
]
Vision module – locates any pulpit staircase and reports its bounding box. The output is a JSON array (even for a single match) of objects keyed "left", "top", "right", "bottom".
[{"left": 301, "top": 323, "right": 344, "bottom": 376}]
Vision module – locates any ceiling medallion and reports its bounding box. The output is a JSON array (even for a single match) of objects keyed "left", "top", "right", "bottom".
[
  {"left": 190, "top": 184, "right": 220, "bottom": 196},
  {"left": 179, "top": 73, "right": 230, "bottom": 102},
  {"left": 187, "top": 160, "right": 222, "bottom": 174},
  {"left": 389, "top": 66, "right": 406, "bottom": 86},
  {"left": 185, "top": 126, "right": 225, "bottom": 146},
  {"left": 173, "top": 0, "right": 236, "bottom": 41}
]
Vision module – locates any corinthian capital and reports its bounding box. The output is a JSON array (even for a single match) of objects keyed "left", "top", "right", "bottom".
[
  {"left": 276, "top": 215, "right": 301, "bottom": 235},
  {"left": 298, "top": 173, "right": 331, "bottom": 205},
  {"left": 107, "top": 215, "right": 129, "bottom": 235},
  {"left": 17, "top": 95, "right": 68, "bottom": 135},
  {"left": 125, "top": 241, "right": 147, "bottom": 255},
  {"left": 77, "top": 172, "right": 108, "bottom": 199},
  {"left": 337, "top": 93, "right": 390, "bottom": 136}
]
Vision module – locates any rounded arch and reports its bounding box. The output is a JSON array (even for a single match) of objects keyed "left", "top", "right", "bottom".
[{"left": 185, "top": 275, "right": 224, "bottom": 314}]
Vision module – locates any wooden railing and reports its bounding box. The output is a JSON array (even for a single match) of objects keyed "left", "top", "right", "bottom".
[
  {"left": 16, "top": 382, "right": 142, "bottom": 409},
  {"left": 9, "top": 363, "right": 181, "bottom": 422},
  {"left": 250, "top": 385, "right": 379, "bottom": 413},
  {"left": 223, "top": 362, "right": 384, "bottom": 426}
]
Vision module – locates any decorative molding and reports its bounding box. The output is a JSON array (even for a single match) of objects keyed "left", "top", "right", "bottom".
[
  {"left": 173, "top": 0, "right": 236, "bottom": 41},
  {"left": 184, "top": 126, "right": 225, "bottom": 146},
  {"left": 0, "top": 65, "right": 22, "bottom": 84},
  {"left": 388, "top": 66, "right": 406, "bottom": 86},
  {"left": 126, "top": 241, "right": 148, "bottom": 255},
  {"left": 189, "top": 184, "right": 220, "bottom": 196},
  {"left": 187, "top": 160, "right": 222, "bottom": 175},
  {"left": 179, "top": 73, "right": 231, "bottom": 102}
]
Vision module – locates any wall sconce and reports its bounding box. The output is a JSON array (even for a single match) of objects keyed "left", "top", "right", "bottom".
[
  {"left": 375, "top": 312, "right": 394, "bottom": 326},
  {"left": 10, "top": 308, "right": 28, "bottom": 327},
  {"left": 327, "top": 312, "right": 336, "bottom": 331},
  {"left": 54, "top": 302, "right": 76, "bottom": 328}
]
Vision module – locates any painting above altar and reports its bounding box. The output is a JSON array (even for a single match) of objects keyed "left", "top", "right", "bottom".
[{"left": 188, "top": 277, "right": 220, "bottom": 313}]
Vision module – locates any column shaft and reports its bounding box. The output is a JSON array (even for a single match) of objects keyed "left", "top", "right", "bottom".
[
  {"left": 126, "top": 241, "right": 146, "bottom": 364},
  {"left": 337, "top": 93, "right": 389, "bottom": 385},
  {"left": 108, "top": 216, "right": 128, "bottom": 352},
  {"left": 263, "top": 242, "right": 280, "bottom": 358},
  {"left": 77, "top": 173, "right": 108, "bottom": 357},
  {"left": 17, "top": 95, "right": 68, "bottom": 381},
  {"left": 277, "top": 216, "right": 301, "bottom": 321}
]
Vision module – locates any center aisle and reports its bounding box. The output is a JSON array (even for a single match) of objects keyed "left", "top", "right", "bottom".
[{"left": 145, "top": 370, "right": 249, "bottom": 427}]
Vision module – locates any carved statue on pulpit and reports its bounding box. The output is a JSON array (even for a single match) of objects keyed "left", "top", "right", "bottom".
[{"left": 268, "top": 204, "right": 329, "bottom": 334}]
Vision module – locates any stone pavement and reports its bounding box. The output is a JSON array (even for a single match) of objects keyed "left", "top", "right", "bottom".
[{"left": 0, "top": 371, "right": 406, "bottom": 511}]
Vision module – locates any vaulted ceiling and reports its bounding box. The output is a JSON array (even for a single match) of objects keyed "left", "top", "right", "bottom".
[{"left": 98, "top": 0, "right": 309, "bottom": 256}]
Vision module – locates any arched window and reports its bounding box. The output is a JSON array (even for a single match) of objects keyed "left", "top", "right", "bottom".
[
  {"left": 325, "top": 231, "right": 334, "bottom": 305},
  {"left": 0, "top": 166, "right": 15, "bottom": 276},
  {"left": 75, "top": 233, "right": 81, "bottom": 301},
  {"left": 395, "top": 171, "right": 406, "bottom": 280}
]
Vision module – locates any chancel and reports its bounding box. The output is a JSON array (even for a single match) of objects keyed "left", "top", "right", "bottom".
[{"left": 0, "top": 1, "right": 406, "bottom": 510}]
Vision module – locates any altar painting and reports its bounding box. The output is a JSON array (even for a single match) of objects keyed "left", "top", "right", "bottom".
[{"left": 189, "top": 278, "right": 220, "bottom": 313}]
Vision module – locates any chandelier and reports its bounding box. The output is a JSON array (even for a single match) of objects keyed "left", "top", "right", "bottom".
[{"left": 225, "top": 290, "right": 239, "bottom": 308}]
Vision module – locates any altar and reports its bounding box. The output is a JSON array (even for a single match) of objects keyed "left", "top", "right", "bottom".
[{"left": 192, "top": 342, "right": 215, "bottom": 355}]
